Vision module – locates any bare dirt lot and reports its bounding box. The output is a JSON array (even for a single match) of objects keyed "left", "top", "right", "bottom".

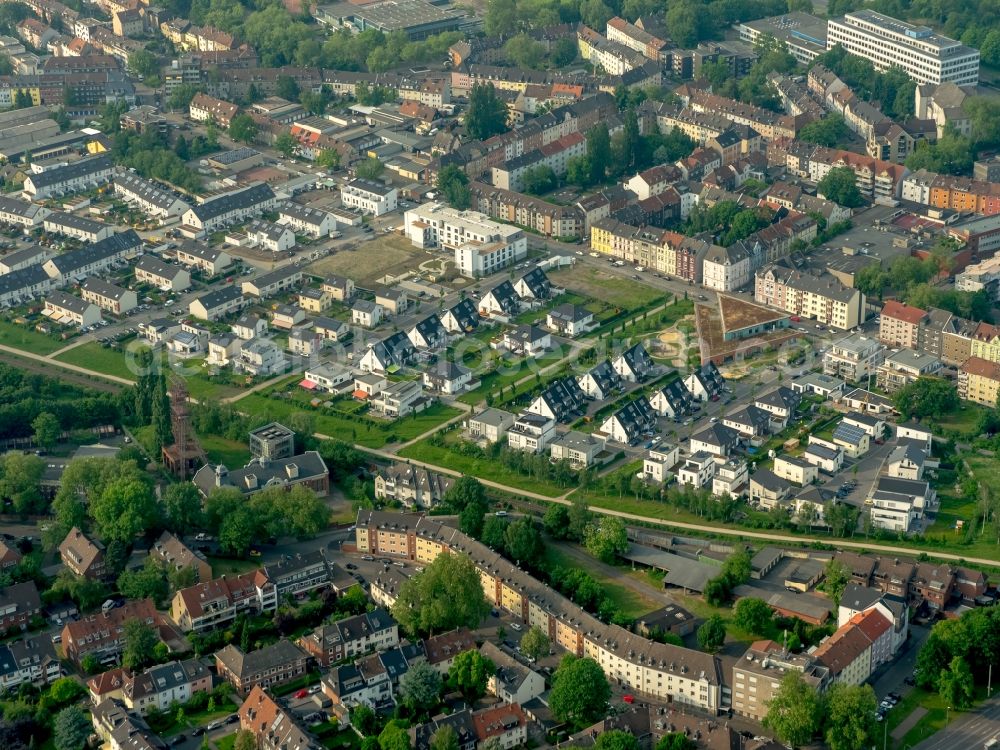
[{"left": 307, "top": 234, "right": 426, "bottom": 287}]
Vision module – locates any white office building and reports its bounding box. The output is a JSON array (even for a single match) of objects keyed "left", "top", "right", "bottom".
[
  {"left": 340, "top": 178, "right": 397, "bottom": 216},
  {"left": 826, "top": 11, "right": 979, "bottom": 85}
]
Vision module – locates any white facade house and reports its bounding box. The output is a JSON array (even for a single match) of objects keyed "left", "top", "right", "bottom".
[
  {"left": 506, "top": 413, "right": 555, "bottom": 453},
  {"left": 174, "top": 244, "right": 232, "bottom": 275},
  {"left": 134, "top": 255, "right": 191, "bottom": 292},
  {"left": 181, "top": 183, "right": 276, "bottom": 233},
  {"left": 245, "top": 220, "right": 295, "bottom": 253},
  {"left": 22, "top": 154, "right": 114, "bottom": 199},
  {"left": 467, "top": 408, "right": 515, "bottom": 444},
  {"left": 42, "top": 212, "right": 114, "bottom": 243},
  {"left": 44, "top": 291, "right": 102, "bottom": 328},
  {"left": 277, "top": 202, "right": 336, "bottom": 237},
  {"left": 340, "top": 178, "right": 398, "bottom": 216},
  {"left": 112, "top": 173, "right": 190, "bottom": 218},
  {"left": 404, "top": 202, "right": 527, "bottom": 278},
  {"left": 642, "top": 445, "right": 680, "bottom": 482},
  {"left": 0, "top": 196, "right": 50, "bottom": 228},
  {"left": 827, "top": 10, "right": 980, "bottom": 85}
]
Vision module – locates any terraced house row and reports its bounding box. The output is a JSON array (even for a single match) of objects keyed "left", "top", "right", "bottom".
[{"left": 355, "top": 511, "right": 723, "bottom": 712}]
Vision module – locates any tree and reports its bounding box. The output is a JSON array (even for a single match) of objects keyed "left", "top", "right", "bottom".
[
  {"left": 763, "top": 672, "right": 822, "bottom": 747},
  {"left": 122, "top": 618, "right": 160, "bottom": 671},
  {"left": 566, "top": 155, "right": 592, "bottom": 188},
  {"left": 549, "top": 655, "right": 610, "bottom": 727},
  {"left": 53, "top": 707, "right": 91, "bottom": 750},
  {"left": 797, "top": 113, "right": 847, "bottom": 148},
  {"left": 127, "top": 49, "right": 159, "bottom": 79},
  {"left": 619, "top": 108, "right": 641, "bottom": 172},
  {"left": 464, "top": 83, "right": 509, "bottom": 141},
  {"left": 459, "top": 500, "right": 487, "bottom": 538},
  {"left": 429, "top": 725, "right": 458, "bottom": 750},
  {"left": 893, "top": 377, "right": 959, "bottom": 420},
  {"left": 654, "top": 735, "right": 696, "bottom": 750},
  {"left": 355, "top": 157, "right": 384, "bottom": 180},
  {"left": 824, "top": 683, "right": 877, "bottom": 750},
  {"left": 443, "top": 475, "right": 486, "bottom": 511},
  {"left": 32, "top": 411, "right": 60, "bottom": 450},
  {"left": 90, "top": 475, "right": 159, "bottom": 543},
  {"left": 583, "top": 516, "right": 627, "bottom": 563},
  {"left": 316, "top": 149, "right": 341, "bottom": 171},
  {"left": 0, "top": 452, "right": 45, "bottom": 515},
  {"left": 484, "top": 0, "right": 517, "bottom": 37},
  {"left": 274, "top": 132, "right": 297, "bottom": 158},
  {"left": 399, "top": 660, "right": 442, "bottom": 713},
  {"left": 448, "top": 649, "right": 495, "bottom": 700},
  {"left": 586, "top": 124, "right": 611, "bottom": 185},
  {"left": 939, "top": 655, "right": 974, "bottom": 709},
  {"left": 817, "top": 166, "right": 864, "bottom": 207},
  {"left": 696, "top": 615, "right": 726, "bottom": 653},
  {"left": 520, "top": 625, "right": 550, "bottom": 661},
  {"left": 436, "top": 163, "right": 472, "bottom": 210},
  {"left": 567, "top": 497, "right": 591, "bottom": 541},
  {"left": 480, "top": 515, "right": 508, "bottom": 551},
  {"left": 543, "top": 505, "right": 570, "bottom": 540},
  {"left": 594, "top": 730, "right": 639, "bottom": 750},
  {"left": 350, "top": 705, "right": 377, "bottom": 735},
  {"left": 906, "top": 132, "right": 975, "bottom": 176},
  {"left": 228, "top": 114, "right": 258, "bottom": 144},
  {"left": 51, "top": 569, "right": 110, "bottom": 611},
  {"left": 233, "top": 730, "right": 257, "bottom": 750},
  {"left": 163, "top": 483, "right": 203, "bottom": 534},
  {"left": 276, "top": 75, "right": 301, "bottom": 101},
  {"left": 732, "top": 598, "right": 773, "bottom": 636},
  {"left": 504, "top": 34, "right": 545, "bottom": 69},
  {"left": 117, "top": 557, "right": 168, "bottom": 605},
  {"left": 520, "top": 165, "right": 557, "bottom": 195},
  {"left": 824, "top": 559, "right": 850, "bottom": 608},
  {"left": 392, "top": 552, "right": 490, "bottom": 635},
  {"left": 379, "top": 722, "right": 411, "bottom": 750},
  {"left": 854, "top": 264, "right": 887, "bottom": 299},
  {"left": 504, "top": 517, "right": 543, "bottom": 564}
]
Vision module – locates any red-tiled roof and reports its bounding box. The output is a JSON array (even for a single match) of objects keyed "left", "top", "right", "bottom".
[{"left": 881, "top": 300, "right": 926, "bottom": 325}]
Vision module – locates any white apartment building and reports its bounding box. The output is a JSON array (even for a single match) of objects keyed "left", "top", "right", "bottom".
[
  {"left": 506, "top": 413, "right": 555, "bottom": 453},
  {"left": 340, "top": 178, "right": 397, "bottom": 216},
  {"left": 404, "top": 202, "right": 527, "bottom": 278},
  {"left": 827, "top": 11, "right": 979, "bottom": 85},
  {"left": 823, "top": 333, "right": 885, "bottom": 382}
]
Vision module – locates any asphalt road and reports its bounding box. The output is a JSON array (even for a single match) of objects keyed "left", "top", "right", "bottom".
[{"left": 910, "top": 693, "right": 1000, "bottom": 750}]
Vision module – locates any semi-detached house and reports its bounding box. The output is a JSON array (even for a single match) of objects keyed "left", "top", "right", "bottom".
[{"left": 80, "top": 276, "right": 137, "bottom": 315}]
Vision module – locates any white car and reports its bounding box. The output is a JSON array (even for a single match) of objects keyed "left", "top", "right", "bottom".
[{"left": 510, "top": 622, "right": 522, "bottom": 631}]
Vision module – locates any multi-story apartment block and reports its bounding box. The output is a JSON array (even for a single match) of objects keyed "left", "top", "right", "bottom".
[
  {"left": 0, "top": 634, "right": 61, "bottom": 690},
  {"left": 755, "top": 261, "right": 865, "bottom": 330},
  {"left": 969, "top": 322, "right": 1000, "bottom": 364},
  {"left": 469, "top": 181, "right": 583, "bottom": 239},
  {"left": 731, "top": 641, "right": 830, "bottom": 721},
  {"left": 823, "top": 333, "right": 885, "bottom": 382},
  {"left": 879, "top": 300, "right": 925, "bottom": 349},
  {"left": 875, "top": 349, "right": 943, "bottom": 391},
  {"left": 61, "top": 599, "right": 161, "bottom": 665},
  {"left": 297, "top": 608, "right": 399, "bottom": 667},
  {"left": 216, "top": 640, "right": 309, "bottom": 695},
  {"left": 189, "top": 93, "right": 239, "bottom": 126},
  {"left": 354, "top": 513, "right": 724, "bottom": 713},
  {"left": 170, "top": 571, "right": 276, "bottom": 632},
  {"left": 404, "top": 202, "right": 527, "bottom": 278},
  {"left": 374, "top": 463, "right": 454, "bottom": 509},
  {"left": 826, "top": 10, "right": 979, "bottom": 85},
  {"left": 958, "top": 356, "right": 1000, "bottom": 406}
]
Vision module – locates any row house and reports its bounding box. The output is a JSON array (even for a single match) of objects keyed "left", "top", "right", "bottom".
[
  {"left": 80, "top": 276, "right": 137, "bottom": 315},
  {"left": 61, "top": 599, "right": 162, "bottom": 666},
  {"left": 174, "top": 243, "right": 232, "bottom": 276},
  {"left": 44, "top": 291, "right": 102, "bottom": 329},
  {"left": 134, "top": 255, "right": 191, "bottom": 293},
  {"left": 112, "top": 173, "right": 190, "bottom": 218},
  {"left": 469, "top": 181, "right": 584, "bottom": 239},
  {"left": 687, "top": 90, "right": 804, "bottom": 141},
  {"left": 181, "top": 182, "right": 276, "bottom": 234},
  {"left": 42, "top": 211, "right": 113, "bottom": 243},
  {"left": 771, "top": 140, "right": 908, "bottom": 201},
  {"left": 22, "top": 153, "right": 114, "bottom": 199},
  {"left": 374, "top": 463, "right": 454, "bottom": 509},
  {"left": 238, "top": 686, "right": 320, "bottom": 750},
  {"left": 0, "top": 196, "right": 51, "bottom": 228},
  {"left": 41, "top": 229, "right": 138, "bottom": 282}
]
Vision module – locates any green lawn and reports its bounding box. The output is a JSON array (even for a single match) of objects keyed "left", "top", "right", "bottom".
[
  {"left": 0, "top": 318, "right": 67, "bottom": 355},
  {"left": 543, "top": 546, "right": 660, "bottom": 619},
  {"left": 54, "top": 342, "right": 137, "bottom": 381},
  {"left": 207, "top": 555, "right": 262, "bottom": 578},
  {"left": 200, "top": 433, "right": 251, "bottom": 467},
  {"left": 174, "top": 359, "right": 244, "bottom": 401},
  {"left": 456, "top": 350, "right": 566, "bottom": 406},
  {"left": 215, "top": 734, "right": 238, "bottom": 750},
  {"left": 548, "top": 265, "right": 664, "bottom": 310},
  {"left": 237, "top": 391, "right": 462, "bottom": 448},
  {"left": 398, "top": 438, "right": 567, "bottom": 497},
  {"left": 935, "top": 403, "right": 990, "bottom": 438}
]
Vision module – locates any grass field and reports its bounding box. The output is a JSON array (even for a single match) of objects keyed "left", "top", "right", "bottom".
[
  {"left": 548, "top": 265, "right": 664, "bottom": 309},
  {"left": 456, "top": 350, "right": 565, "bottom": 405},
  {"left": 238, "top": 391, "right": 462, "bottom": 448},
  {"left": 199, "top": 433, "right": 251, "bottom": 467},
  {"left": 54, "top": 342, "right": 137, "bottom": 381},
  {"left": 307, "top": 234, "right": 429, "bottom": 286},
  {"left": 207, "top": 555, "right": 262, "bottom": 577},
  {"left": 936, "top": 403, "right": 990, "bottom": 438},
  {"left": 543, "top": 546, "right": 660, "bottom": 619},
  {"left": 398, "top": 436, "right": 567, "bottom": 497},
  {"left": 0, "top": 319, "right": 69, "bottom": 355}
]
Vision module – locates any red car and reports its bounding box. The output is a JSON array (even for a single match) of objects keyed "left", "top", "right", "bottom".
[
  {"left": 790, "top": 315, "right": 801, "bottom": 322},
  {"left": 294, "top": 689, "right": 309, "bottom": 699}
]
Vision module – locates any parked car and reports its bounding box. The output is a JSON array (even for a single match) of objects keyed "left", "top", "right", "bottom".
[{"left": 294, "top": 689, "right": 309, "bottom": 699}]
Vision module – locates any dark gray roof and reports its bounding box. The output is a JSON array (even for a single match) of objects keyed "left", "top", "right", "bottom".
[
  {"left": 0, "top": 264, "right": 50, "bottom": 297},
  {"left": 194, "top": 284, "right": 244, "bottom": 311},
  {"left": 27, "top": 153, "right": 112, "bottom": 189},
  {"left": 582, "top": 360, "right": 622, "bottom": 396},
  {"left": 46, "top": 230, "right": 140, "bottom": 275},
  {"left": 833, "top": 422, "right": 867, "bottom": 446},
  {"left": 192, "top": 451, "right": 327, "bottom": 496},
  {"left": 135, "top": 254, "right": 185, "bottom": 279},
  {"left": 217, "top": 639, "right": 305, "bottom": 679},
  {"left": 751, "top": 468, "right": 790, "bottom": 493},
  {"left": 189, "top": 182, "right": 275, "bottom": 222},
  {"left": 446, "top": 298, "right": 479, "bottom": 331}
]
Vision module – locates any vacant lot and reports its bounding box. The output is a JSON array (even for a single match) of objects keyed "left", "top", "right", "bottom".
[
  {"left": 548, "top": 265, "right": 663, "bottom": 310},
  {"left": 308, "top": 234, "right": 427, "bottom": 287},
  {"left": 0, "top": 319, "right": 67, "bottom": 355},
  {"left": 54, "top": 342, "right": 137, "bottom": 381}
]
